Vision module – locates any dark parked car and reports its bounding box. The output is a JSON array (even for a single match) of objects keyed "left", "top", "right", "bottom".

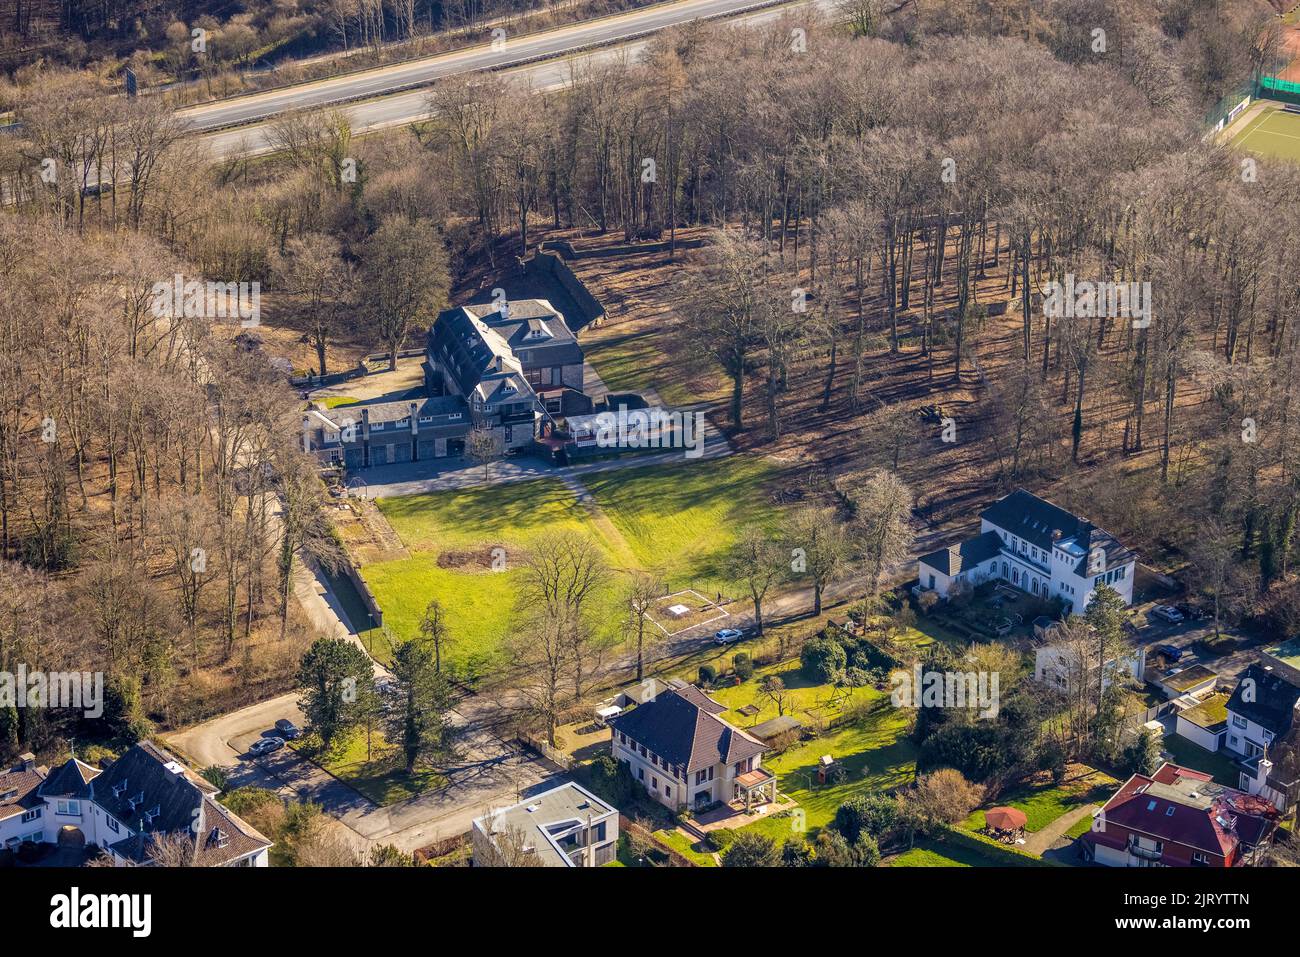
[
  {"left": 1155, "top": 644, "right": 1185, "bottom": 662},
  {"left": 274, "top": 719, "right": 302, "bottom": 740}
]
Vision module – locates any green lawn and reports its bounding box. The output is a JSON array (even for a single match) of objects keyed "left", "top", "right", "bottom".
[
  {"left": 738, "top": 703, "right": 917, "bottom": 842},
  {"left": 363, "top": 477, "right": 625, "bottom": 665},
  {"left": 361, "top": 456, "right": 790, "bottom": 668},
  {"left": 889, "top": 838, "right": 999, "bottom": 867},
  {"left": 1161, "top": 734, "right": 1244, "bottom": 787},
  {"left": 962, "top": 766, "right": 1119, "bottom": 834},
  {"left": 582, "top": 328, "right": 715, "bottom": 408},
  {"left": 299, "top": 729, "right": 445, "bottom": 805},
  {"left": 708, "top": 660, "right": 881, "bottom": 728},
  {"left": 653, "top": 828, "right": 718, "bottom": 866},
  {"left": 582, "top": 456, "right": 784, "bottom": 596}
]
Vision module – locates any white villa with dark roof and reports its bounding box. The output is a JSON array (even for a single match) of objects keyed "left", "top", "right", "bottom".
[
  {"left": 917, "top": 488, "right": 1137, "bottom": 614},
  {"left": 609, "top": 686, "right": 776, "bottom": 813}
]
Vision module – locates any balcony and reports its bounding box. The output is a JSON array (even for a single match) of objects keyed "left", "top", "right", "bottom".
[{"left": 1128, "top": 840, "right": 1163, "bottom": 862}]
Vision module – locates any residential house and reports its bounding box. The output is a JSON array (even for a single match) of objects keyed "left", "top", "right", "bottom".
[
  {"left": 1174, "top": 693, "right": 1231, "bottom": 753},
  {"left": 1224, "top": 663, "right": 1300, "bottom": 760},
  {"left": 1034, "top": 642, "right": 1146, "bottom": 695},
  {"left": 918, "top": 488, "right": 1137, "bottom": 614},
  {"left": 5, "top": 741, "right": 271, "bottom": 866},
  {"left": 1083, "top": 762, "right": 1279, "bottom": 867},
  {"left": 609, "top": 686, "right": 776, "bottom": 812},
  {"left": 303, "top": 297, "right": 588, "bottom": 469},
  {"left": 0, "top": 753, "right": 48, "bottom": 849},
  {"left": 471, "top": 781, "right": 617, "bottom": 867}
]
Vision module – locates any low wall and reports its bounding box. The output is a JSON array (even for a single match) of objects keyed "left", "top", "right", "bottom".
[{"left": 344, "top": 561, "right": 383, "bottom": 630}]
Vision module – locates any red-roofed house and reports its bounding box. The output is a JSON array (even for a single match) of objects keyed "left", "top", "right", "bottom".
[{"left": 1082, "top": 763, "right": 1279, "bottom": 867}]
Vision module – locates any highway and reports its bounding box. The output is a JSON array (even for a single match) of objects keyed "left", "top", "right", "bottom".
[{"left": 196, "top": 0, "right": 828, "bottom": 161}]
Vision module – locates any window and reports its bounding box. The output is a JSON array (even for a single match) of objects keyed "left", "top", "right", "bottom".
[
  {"left": 107, "top": 816, "right": 120, "bottom": 833},
  {"left": 619, "top": 732, "right": 626, "bottom": 745},
  {"left": 21, "top": 808, "right": 40, "bottom": 823},
  {"left": 447, "top": 413, "right": 462, "bottom": 421},
  {"left": 1165, "top": 806, "right": 1175, "bottom": 817},
  {"left": 696, "top": 770, "right": 707, "bottom": 785},
  {"left": 665, "top": 786, "right": 672, "bottom": 799},
  {"left": 418, "top": 416, "right": 433, "bottom": 424},
  {"left": 638, "top": 745, "right": 646, "bottom": 757},
  {"left": 928, "top": 574, "right": 935, "bottom": 588},
  {"left": 396, "top": 418, "right": 409, "bottom": 428},
  {"left": 1192, "top": 851, "right": 1209, "bottom": 864},
  {"left": 1232, "top": 715, "right": 1248, "bottom": 729},
  {"left": 56, "top": 800, "right": 80, "bottom": 816},
  {"left": 708, "top": 767, "right": 714, "bottom": 781},
  {"left": 638, "top": 768, "right": 644, "bottom": 781},
  {"left": 651, "top": 777, "right": 658, "bottom": 791},
  {"left": 371, "top": 421, "right": 385, "bottom": 430}
]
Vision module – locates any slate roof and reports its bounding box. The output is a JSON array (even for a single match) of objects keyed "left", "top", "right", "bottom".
[
  {"left": 610, "top": 688, "right": 765, "bottom": 773},
  {"left": 1086, "top": 763, "right": 1278, "bottom": 864},
  {"left": 38, "top": 757, "right": 99, "bottom": 799},
  {"left": 981, "top": 488, "right": 1136, "bottom": 573},
  {"left": 1227, "top": 664, "right": 1300, "bottom": 736},
  {"left": 84, "top": 742, "right": 269, "bottom": 866},
  {"left": 919, "top": 531, "right": 1003, "bottom": 576}
]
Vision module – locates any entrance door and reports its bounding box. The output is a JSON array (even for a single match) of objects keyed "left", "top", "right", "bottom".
[
  {"left": 370, "top": 444, "right": 388, "bottom": 466},
  {"left": 394, "top": 441, "right": 412, "bottom": 463}
]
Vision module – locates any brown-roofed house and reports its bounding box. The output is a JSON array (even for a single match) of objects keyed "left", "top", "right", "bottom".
[{"left": 609, "top": 686, "right": 776, "bottom": 812}]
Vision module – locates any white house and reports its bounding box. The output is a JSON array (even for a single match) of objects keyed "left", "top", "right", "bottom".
[
  {"left": 471, "top": 781, "right": 618, "bottom": 867},
  {"left": 918, "top": 488, "right": 1137, "bottom": 614},
  {"left": 1034, "top": 642, "right": 1146, "bottom": 696},
  {"left": 1224, "top": 663, "right": 1300, "bottom": 760},
  {"left": 1174, "top": 693, "right": 1231, "bottom": 753},
  {"left": 0, "top": 742, "right": 270, "bottom": 866},
  {"left": 609, "top": 685, "right": 776, "bottom": 813}
]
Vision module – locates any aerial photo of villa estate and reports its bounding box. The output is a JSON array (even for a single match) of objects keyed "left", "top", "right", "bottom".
[{"left": 4, "top": 2, "right": 1300, "bottom": 933}]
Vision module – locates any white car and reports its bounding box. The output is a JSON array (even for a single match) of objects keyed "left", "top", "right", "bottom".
[
  {"left": 1151, "top": 605, "right": 1184, "bottom": 624},
  {"left": 714, "top": 628, "right": 744, "bottom": 645},
  {"left": 248, "top": 737, "right": 285, "bottom": 757}
]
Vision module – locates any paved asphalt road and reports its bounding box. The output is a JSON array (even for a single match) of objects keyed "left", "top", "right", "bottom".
[
  {"left": 182, "top": 0, "right": 808, "bottom": 133},
  {"left": 197, "top": 0, "right": 831, "bottom": 160}
]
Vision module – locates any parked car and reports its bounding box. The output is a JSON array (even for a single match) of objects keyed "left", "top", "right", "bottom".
[
  {"left": 274, "top": 719, "right": 302, "bottom": 740},
  {"left": 1155, "top": 644, "right": 1185, "bottom": 662},
  {"left": 714, "top": 628, "right": 744, "bottom": 645},
  {"left": 1151, "top": 605, "right": 1184, "bottom": 624},
  {"left": 248, "top": 737, "right": 285, "bottom": 757},
  {"left": 1174, "top": 603, "right": 1205, "bottom": 621}
]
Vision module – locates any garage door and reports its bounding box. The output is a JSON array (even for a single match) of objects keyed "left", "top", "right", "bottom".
[
  {"left": 371, "top": 444, "right": 388, "bottom": 466},
  {"left": 417, "top": 439, "right": 436, "bottom": 460},
  {"left": 447, "top": 439, "right": 465, "bottom": 458},
  {"left": 344, "top": 448, "right": 364, "bottom": 470},
  {"left": 394, "top": 441, "right": 411, "bottom": 463}
]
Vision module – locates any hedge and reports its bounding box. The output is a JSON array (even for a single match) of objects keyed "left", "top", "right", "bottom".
[{"left": 935, "top": 825, "right": 1064, "bottom": 867}]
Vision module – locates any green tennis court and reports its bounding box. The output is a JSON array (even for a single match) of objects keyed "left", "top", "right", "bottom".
[{"left": 1231, "top": 105, "right": 1300, "bottom": 163}]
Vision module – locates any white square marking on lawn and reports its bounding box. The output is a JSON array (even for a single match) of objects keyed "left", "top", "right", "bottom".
[{"left": 667, "top": 603, "right": 691, "bottom": 617}]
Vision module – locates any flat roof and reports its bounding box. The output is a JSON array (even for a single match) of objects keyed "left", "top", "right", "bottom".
[
  {"left": 1263, "top": 637, "right": 1300, "bottom": 672},
  {"left": 1180, "top": 692, "right": 1230, "bottom": 731},
  {"left": 1162, "top": 665, "right": 1218, "bottom": 693},
  {"left": 476, "top": 781, "right": 615, "bottom": 867}
]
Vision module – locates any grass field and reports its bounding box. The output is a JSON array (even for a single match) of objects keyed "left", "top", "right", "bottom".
[
  {"left": 738, "top": 702, "right": 918, "bottom": 842},
  {"left": 708, "top": 660, "right": 883, "bottom": 728},
  {"left": 1231, "top": 104, "right": 1300, "bottom": 163},
  {"left": 297, "top": 729, "right": 446, "bottom": 805},
  {"left": 961, "top": 765, "right": 1118, "bottom": 834},
  {"left": 361, "top": 456, "right": 787, "bottom": 667},
  {"left": 889, "top": 838, "right": 997, "bottom": 867}
]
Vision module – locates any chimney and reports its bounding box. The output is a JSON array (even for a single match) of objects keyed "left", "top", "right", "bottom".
[
  {"left": 410, "top": 401, "right": 418, "bottom": 435},
  {"left": 17, "top": 752, "right": 35, "bottom": 772}
]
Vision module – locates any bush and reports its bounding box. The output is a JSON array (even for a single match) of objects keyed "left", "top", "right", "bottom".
[
  {"left": 733, "top": 653, "right": 754, "bottom": 681},
  {"left": 721, "top": 831, "right": 780, "bottom": 867},
  {"left": 699, "top": 665, "right": 718, "bottom": 686},
  {"left": 709, "top": 828, "right": 737, "bottom": 851},
  {"left": 834, "top": 794, "right": 899, "bottom": 844},
  {"left": 801, "top": 634, "right": 847, "bottom": 684}
]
